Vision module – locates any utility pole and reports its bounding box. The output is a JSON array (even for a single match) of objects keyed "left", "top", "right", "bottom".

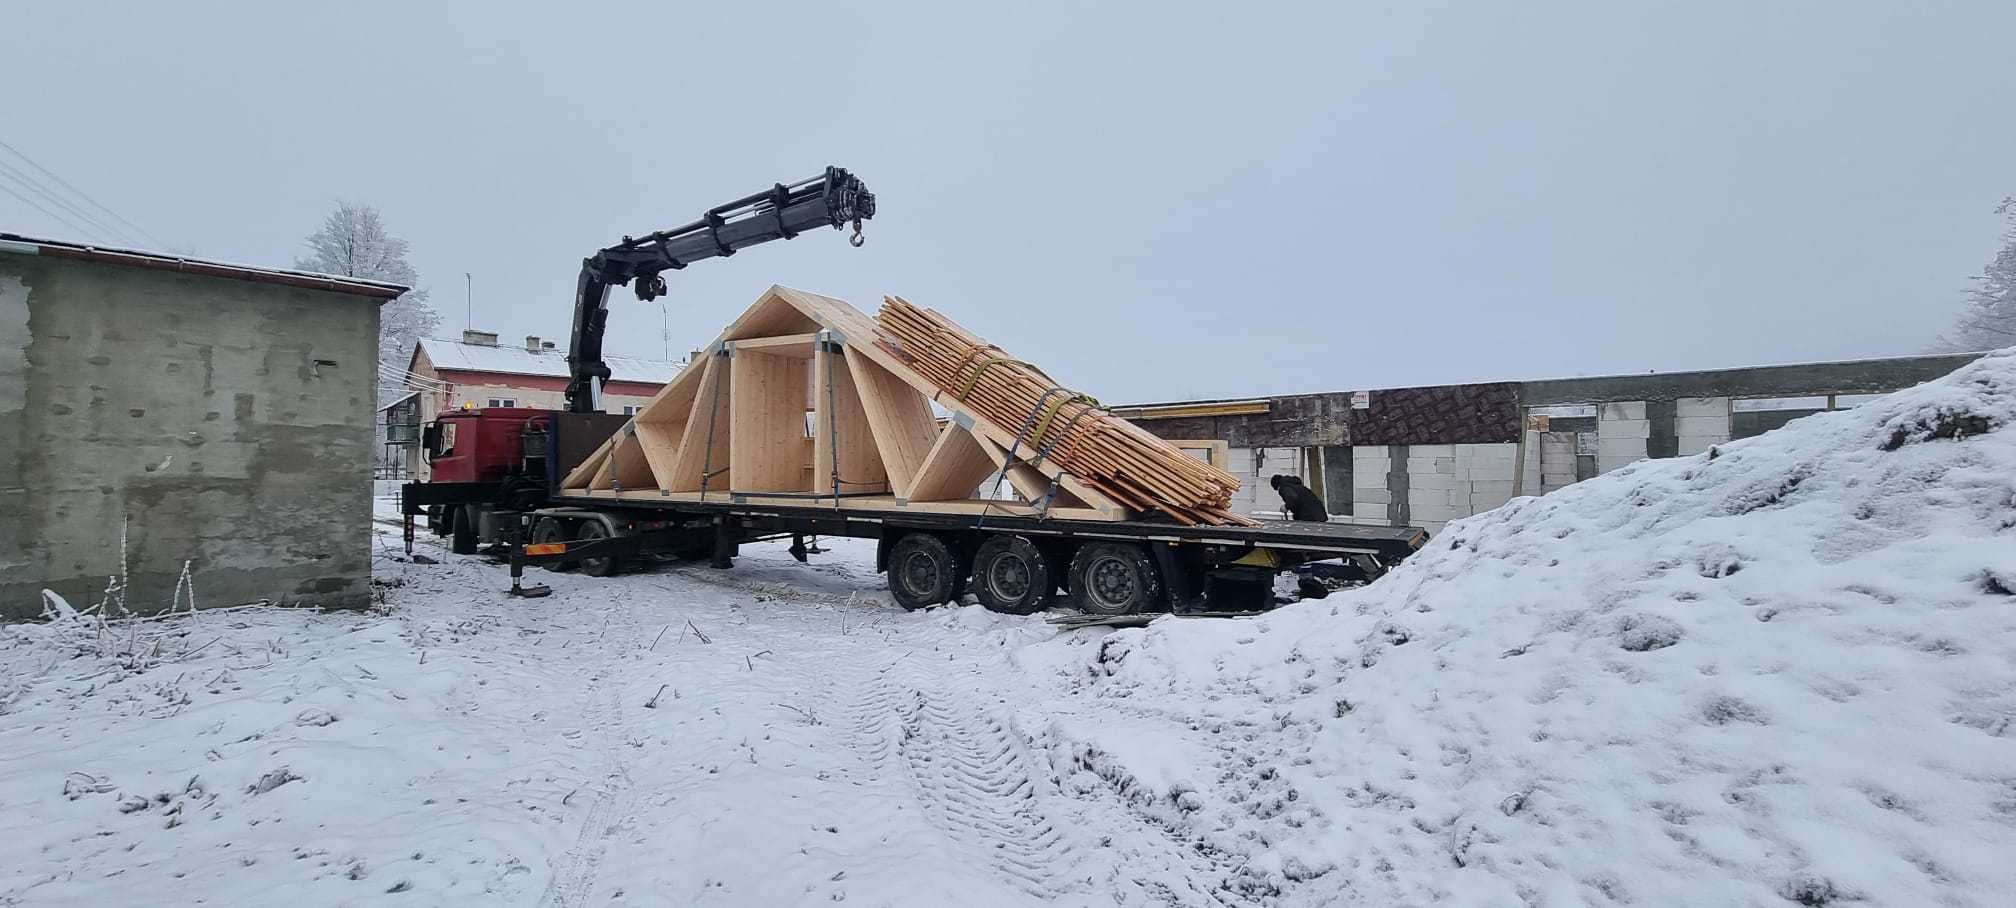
[{"left": 464, "top": 272, "right": 472, "bottom": 331}]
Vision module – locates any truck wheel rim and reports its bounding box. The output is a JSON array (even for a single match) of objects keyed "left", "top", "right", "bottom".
[
  {"left": 1088, "top": 556, "right": 1136, "bottom": 608},
  {"left": 989, "top": 555, "right": 1031, "bottom": 599},
  {"left": 902, "top": 552, "right": 940, "bottom": 593}
]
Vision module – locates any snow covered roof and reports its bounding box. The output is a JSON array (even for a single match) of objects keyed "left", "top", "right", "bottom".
[
  {"left": 375, "top": 390, "right": 419, "bottom": 412},
  {"left": 0, "top": 232, "right": 408, "bottom": 299},
  {"left": 416, "top": 337, "right": 681, "bottom": 385}
]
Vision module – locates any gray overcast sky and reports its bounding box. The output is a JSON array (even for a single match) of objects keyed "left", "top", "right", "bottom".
[{"left": 4, "top": 1, "right": 2012, "bottom": 401}]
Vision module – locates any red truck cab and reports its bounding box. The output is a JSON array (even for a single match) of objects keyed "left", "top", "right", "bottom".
[
  {"left": 415, "top": 407, "right": 555, "bottom": 553},
  {"left": 423, "top": 408, "right": 547, "bottom": 483}
]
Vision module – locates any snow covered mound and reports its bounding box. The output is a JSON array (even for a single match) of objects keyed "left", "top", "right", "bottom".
[{"left": 1055, "top": 350, "right": 2016, "bottom": 905}]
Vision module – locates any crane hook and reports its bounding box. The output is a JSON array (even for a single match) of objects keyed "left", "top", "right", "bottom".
[{"left": 849, "top": 218, "right": 866, "bottom": 247}]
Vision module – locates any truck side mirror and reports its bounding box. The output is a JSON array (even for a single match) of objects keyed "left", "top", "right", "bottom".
[{"left": 421, "top": 424, "right": 441, "bottom": 458}]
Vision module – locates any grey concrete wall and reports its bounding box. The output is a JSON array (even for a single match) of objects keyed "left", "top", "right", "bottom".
[
  {"left": 0, "top": 256, "right": 381, "bottom": 618},
  {"left": 1518, "top": 353, "right": 1985, "bottom": 406}
]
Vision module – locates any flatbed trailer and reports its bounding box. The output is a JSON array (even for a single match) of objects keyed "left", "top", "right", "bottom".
[{"left": 405, "top": 430, "right": 1428, "bottom": 615}]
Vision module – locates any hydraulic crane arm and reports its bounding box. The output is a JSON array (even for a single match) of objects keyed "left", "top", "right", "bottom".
[{"left": 565, "top": 166, "right": 875, "bottom": 412}]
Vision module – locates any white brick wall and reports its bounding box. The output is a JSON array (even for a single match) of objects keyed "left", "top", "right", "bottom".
[
  {"left": 1676, "top": 396, "right": 1729, "bottom": 418},
  {"left": 1674, "top": 396, "right": 1730, "bottom": 457},
  {"left": 1600, "top": 401, "right": 1647, "bottom": 421},
  {"left": 1229, "top": 446, "right": 1314, "bottom": 518},
  {"left": 1539, "top": 429, "right": 1578, "bottom": 494},
  {"left": 1409, "top": 473, "right": 1460, "bottom": 491},
  {"left": 1597, "top": 400, "right": 1650, "bottom": 473},
  {"left": 1675, "top": 415, "right": 1728, "bottom": 436},
  {"left": 1598, "top": 436, "right": 1649, "bottom": 459}
]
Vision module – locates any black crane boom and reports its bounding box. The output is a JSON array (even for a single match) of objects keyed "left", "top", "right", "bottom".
[{"left": 565, "top": 166, "right": 875, "bottom": 412}]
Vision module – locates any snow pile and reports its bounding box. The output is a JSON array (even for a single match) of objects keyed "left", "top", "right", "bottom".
[{"left": 1041, "top": 351, "right": 2016, "bottom": 905}]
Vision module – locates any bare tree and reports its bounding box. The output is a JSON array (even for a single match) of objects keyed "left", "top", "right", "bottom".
[
  {"left": 295, "top": 201, "right": 439, "bottom": 372},
  {"left": 1937, "top": 198, "right": 2016, "bottom": 352},
  {"left": 296, "top": 202, "right": 440, "bottom": 471}
]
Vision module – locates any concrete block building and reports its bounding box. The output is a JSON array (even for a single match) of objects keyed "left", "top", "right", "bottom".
[
  {"left": 0, "top": 233, "right": 403, "bottom": 618},
  {"left": 1120, "top": 352, "right": 1986, "bottom": 533}
]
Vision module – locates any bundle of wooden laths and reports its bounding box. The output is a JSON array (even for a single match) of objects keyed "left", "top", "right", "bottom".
[{"left": 877, "top": 295, "right": 1257, "bottom": 527}]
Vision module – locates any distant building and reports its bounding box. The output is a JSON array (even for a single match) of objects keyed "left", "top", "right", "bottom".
[
  {"left": 376, "top": 391, "right": 421, "bottom": 478},
  {"left": 1117, "top": 351, "right": 1988, "bottom": 532},
  {"left": 398, "top": 330, "right": 678, "bottom": 477}
]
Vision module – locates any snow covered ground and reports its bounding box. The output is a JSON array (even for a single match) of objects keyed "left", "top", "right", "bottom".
[
  {"left": 4, "top": 350, "right": 2013, "bottom": 906},
  {"left": 1, "top": 532, "right": 1248, "bottom": 906},
  {"left": 1015, "top": 350, "right": 2016, "bottom": 905}
]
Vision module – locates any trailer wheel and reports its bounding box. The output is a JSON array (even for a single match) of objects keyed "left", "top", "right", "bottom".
[
  {"left": 1070, "top": 542, "right": 1165, "bottom": 616},
  {"left": 531, "top": 518, "right": 576, "bottom": 572},
  {"left": 973, "top": 535, "right": 1056, "bottom": 615},
  {"left": 450, "top": 505, "right": 479, "bottom": 555},
  {"left": 574, "top": 520, "right": 623, "bottom": 577},
  {"left": 887, "top": 533, "right": 966, "bottom": 610}
]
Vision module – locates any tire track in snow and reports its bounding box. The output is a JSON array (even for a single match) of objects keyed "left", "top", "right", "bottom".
[
  {"left": 537, "top": 615, "right": 640, "bottom": 908},
  {"left": 845, "top": 657, "right": 1082, "bottom": 900}
]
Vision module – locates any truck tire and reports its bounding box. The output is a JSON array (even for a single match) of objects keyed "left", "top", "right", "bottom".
[
  {"left": 531, "top": 518, "right": 576, "bottom": 572},
  {"left": 574, "top": 520, "right": 623, "bottom": 577},
  {"left": 1069, "top": 541, "right": 1165, "bottom": 616},
  {"left": 450, "top": 505, "right": 479, "bottom": 555},
  {"left": 972, "top": 534, "right": 1056, "bottom": 615},
  {"left": 887, "top": 533, "right": 966, "bottom": 610}
]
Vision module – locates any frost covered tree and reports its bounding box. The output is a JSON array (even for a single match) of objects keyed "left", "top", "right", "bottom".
[
  {"left": 294, "top": 201, "right": 439, "bottom": 372},
  {"left": 1937, "top": 198, "right": 2016, "bottom": 352},
  {"left": 296, "top": 202, "right": 440, "bottom": 471}
]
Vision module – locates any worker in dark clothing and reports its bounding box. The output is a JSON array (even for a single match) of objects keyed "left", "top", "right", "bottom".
[{"left": 1271, "top": 474, "right": 1329, "bottom": 522}]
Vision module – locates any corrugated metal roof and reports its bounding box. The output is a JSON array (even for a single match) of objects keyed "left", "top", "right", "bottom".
[
  {"left": 0, "top": 232, "right": 408, "bottom": 299},
  {"left": 417, "top": 337, "right": 682, "bottom": 385}
]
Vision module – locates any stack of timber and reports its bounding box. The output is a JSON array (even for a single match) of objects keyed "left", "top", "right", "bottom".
[
  {"left": 878, "top": 296, "right": 1254, "bottom": 526},
  {"left": 558, "top": 286, "right": 1254, "bottom": 527}
]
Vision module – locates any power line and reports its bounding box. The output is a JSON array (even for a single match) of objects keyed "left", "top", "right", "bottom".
[
  {"left": 0, "top": 157, "right": 136, "bottom": 245},
  {"left": 0, "top": 178, "right": 106, "bottom": 243},
  {"left": 378, "top": 362, "right": 455, "bottom": 392},
  {"left": 381, "top": 371, "right": 452, "bottom": 393},
  {"left": 0, "top": 136, "right": 166, "bottom": 248}
]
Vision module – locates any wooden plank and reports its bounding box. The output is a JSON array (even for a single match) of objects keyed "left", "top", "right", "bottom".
[
  {"left": 971, "top": 433, "right": 1052, "bottom": 501},
  {"left": 721, "top": 291, "right": 823, "bottom": 340},
  {"left": 967, "top": 419, "right": 1129, "bottom": 517},
  {"left": 569, "top": 488, "right": 1121, "bottom": 522},
  {"left": 562, "top": 435, "right": 615, "bottom": 490},
  {"left": 630, "top": 362, "right": 705, "bottom": 483},
  {"left": 607, "top": 426, "right": 656, "bottom": 490},
  {"left": 844, "top": 350, "right": 939, "bottom": 497},
  {"left": 1165, "top": 438, "right": 1230, "bottom": 469},
  {"left": 588, "top": 444, "right": 617, "bottom": 490},
  {"left": 729, "top": 348, "right": 809, "bottom": 492},
  {"left": 771, "top": 287, "right": 944, "bottom": 397},
  {"left": 666, "top": 353, "right": 732, "bottom": 492},
  {"left": 631, "top": 420, "right": 684, "bottom": 486},
  {"left": 768, "top": 286, "right": 1126, "bottom": 510},
  {"left": 905, "top": 423, "right": 1000, "bottom": 502},
  {"left": 729, "top": 333, "right": 819, "bottom": 355},
  {"left": 811, "top": 345, "right": 889, "bottom": 495}
]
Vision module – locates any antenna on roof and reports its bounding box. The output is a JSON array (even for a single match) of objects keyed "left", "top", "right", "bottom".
[{"left": 464, "top": 272, "right": 472, "bottom": 331}]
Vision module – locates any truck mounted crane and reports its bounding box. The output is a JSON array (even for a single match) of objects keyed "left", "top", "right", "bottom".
[{"left": 565, "top": 166, "right": 875, "bottom": 412}]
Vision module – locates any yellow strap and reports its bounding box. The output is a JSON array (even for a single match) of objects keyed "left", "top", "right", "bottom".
[
  {"left": 1031, "top": 393, "right": 1101, "bottom": 450},
  {"left": 957, "top": 355, "right": 1037, "bottom": 399}
]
